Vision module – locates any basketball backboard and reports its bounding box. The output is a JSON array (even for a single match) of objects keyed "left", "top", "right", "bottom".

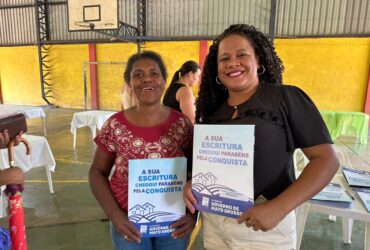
[{"left": 67, "top": 0, "right": 118, "bottom": 31}]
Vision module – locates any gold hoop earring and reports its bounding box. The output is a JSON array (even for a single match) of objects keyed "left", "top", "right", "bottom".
[
  {"left": 257, "top": 65, "right": 265, "bottom": 75},
  {"left": 216, "top": 76, "right": 223, "bottom": 85}
]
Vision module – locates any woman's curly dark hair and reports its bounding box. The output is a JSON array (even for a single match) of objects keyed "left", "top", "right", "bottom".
[{"left": 195, "top": 24, "right": 284, "bottom": 124}]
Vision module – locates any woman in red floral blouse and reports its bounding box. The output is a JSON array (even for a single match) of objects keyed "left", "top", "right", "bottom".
[{"left": 89, "top": 51, "right": 196, "bottom": 250}]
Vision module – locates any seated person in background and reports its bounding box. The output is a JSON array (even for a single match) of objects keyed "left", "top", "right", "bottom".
[
  {"left": 120, "top": 82, "right": 137, "bottom": 110},
  {"left": 163, "top": 61, "right": 201, "bottom": 123},
  {"left": 0, "top": 130, "right": 23, "bottom": 185}
]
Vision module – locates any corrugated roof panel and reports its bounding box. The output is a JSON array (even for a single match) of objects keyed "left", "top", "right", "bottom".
[{"left": 0, "top": 0, "right": 369, "bottom": 46}]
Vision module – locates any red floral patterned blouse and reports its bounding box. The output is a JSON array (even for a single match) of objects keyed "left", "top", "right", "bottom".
[{"left": 94, "top": 109, "right": 193, "bottom": 212}]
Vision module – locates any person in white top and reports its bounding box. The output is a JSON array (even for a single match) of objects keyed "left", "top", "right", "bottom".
[{"left": 120, "top": 82, "right": 137, "bottom": 110}]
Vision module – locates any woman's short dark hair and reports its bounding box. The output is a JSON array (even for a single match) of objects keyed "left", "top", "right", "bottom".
[
  {"left": 196, "top": 24, "right": 284, "bottom": 123},
  {"left": 124, "top": 51, "right": 168, "bottom": 85}
]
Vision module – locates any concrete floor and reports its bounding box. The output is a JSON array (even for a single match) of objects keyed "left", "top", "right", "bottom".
[{"left": 0, "top": 107, "right": 369, "bottom": 250}]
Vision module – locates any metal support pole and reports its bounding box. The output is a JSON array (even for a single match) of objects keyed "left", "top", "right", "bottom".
[
  {"left": 83, "top": 63, "right": 87, "bottom": 110},
  {"left": 136, "top": 0, "right": 147, "bottom": 53},
  {"left": 35, "top": 0, "right": 54, "bottom": 106},
  {"left": 269, "top": 0, "right": 277, "bottom": 42}
]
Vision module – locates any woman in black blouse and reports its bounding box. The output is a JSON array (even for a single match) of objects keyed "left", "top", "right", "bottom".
[
  {"left": 163, "top": 61, "right": 201, "bottom": 123},
  {"left": 184, "top": 24, "right": 339, "bottom": 249}
]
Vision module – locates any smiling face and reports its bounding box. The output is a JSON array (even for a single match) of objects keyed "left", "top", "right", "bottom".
[
  {"left": 130, "top": 58, "right": 166, "bottom": 106},
  {"left": 217, "top": 34, "right": 260, "bottom": 93}
]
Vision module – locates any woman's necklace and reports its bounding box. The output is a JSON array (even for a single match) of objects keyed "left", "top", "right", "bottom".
[{"left": 231, "top": 105, "right": 238, "bottom": 119}]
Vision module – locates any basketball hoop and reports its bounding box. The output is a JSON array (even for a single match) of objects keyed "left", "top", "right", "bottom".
[{"left": 68, "top": 0, "right": 118, "bottom": 31}]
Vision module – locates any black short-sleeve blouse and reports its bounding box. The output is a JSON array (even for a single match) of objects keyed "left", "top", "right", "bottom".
[
  {"left": 163, "top": 83, "right": 187, "bottom": 112},
  {"left": 206, "top": 83, "right": 332, "bottom": 200}
]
